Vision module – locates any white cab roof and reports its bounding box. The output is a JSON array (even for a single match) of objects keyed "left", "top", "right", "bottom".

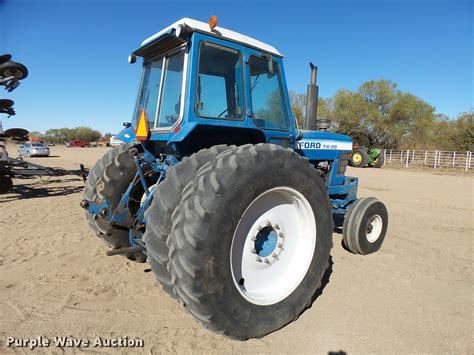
[{"left": 141, "top": 18, "right": 282, "bottom": 57}]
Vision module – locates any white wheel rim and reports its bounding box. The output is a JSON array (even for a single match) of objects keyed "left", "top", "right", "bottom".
[
  {"left": 366, "top": 215, "right": 383, "bottom": 243},
  {"left": 230, "top": 187, "right": 316, "bottom": 306}
]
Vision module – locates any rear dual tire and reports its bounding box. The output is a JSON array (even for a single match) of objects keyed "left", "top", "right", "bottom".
[
  {"left": 166, "top": 144, "right": 333, "bottom": 339},
  {"left": 83, "top": 142, "right": 146, "bottom": 262},
  {"left": 143, "top": 145, "right": 231, "bottom": 297}
]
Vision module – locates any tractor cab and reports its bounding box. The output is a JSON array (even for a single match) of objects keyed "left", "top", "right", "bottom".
[
  {"left": 126, "top": 17, "right": 296, "bottom": 156},
  {"left": 125, "top": 17, "right": 355, "bottom": 203}
]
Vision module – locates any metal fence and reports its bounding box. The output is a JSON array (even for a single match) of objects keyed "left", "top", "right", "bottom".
[{"left": 383, "top": 149, "right": 472, "bottom": 171}]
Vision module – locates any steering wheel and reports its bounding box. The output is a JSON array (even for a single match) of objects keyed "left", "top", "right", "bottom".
[{"left": 217, "top": 108, "right": 228, "bottom": 118}]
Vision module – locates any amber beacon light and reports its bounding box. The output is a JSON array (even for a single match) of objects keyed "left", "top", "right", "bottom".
[{"left": 208, "top": 16, "right": 218, "bottom": 30}]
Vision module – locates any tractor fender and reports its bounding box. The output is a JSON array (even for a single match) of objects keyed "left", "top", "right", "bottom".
[{"left": 115, "top": 126, "right": 135, "bottom": 143}]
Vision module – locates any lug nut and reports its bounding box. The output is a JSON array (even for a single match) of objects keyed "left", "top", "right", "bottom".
[
  {"left": 277, "top": 242, "right": 283, "bottom": 248},
  {"left": 257, "top": 225, "right": 263, "bottom": 231},
  {"left": 251, "top": 235, "right": 257, "bottom": 241},
  {"left": 266, "top": 221, "right": 272, "bottom": 227},
  {"left": 272, "top": 252, "right": 277, "bottom": 258},
  {"left": 80, "top": 199, "right": 90, "bottom": 209},
  {"left": 256, "top": 256, "right": 262, "bottom": 262},
  {"left": 264, "top": 258, "right": 270, "bottom": 264},
  {"left": 273, "top": 223, "right": 280, "bottom": 230},
  {"left": 250, "top": 248, "right": 257, "bottom": 254},
  {"left": 99, "top": 208, "right": 108, "bottom": 218},
  {"left": 278, "top": 232, "right": 284, "bottom": 238}
]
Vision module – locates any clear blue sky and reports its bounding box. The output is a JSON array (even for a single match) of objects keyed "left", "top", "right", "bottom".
[{"left": 1, "top": 0, "right": 472, "bottom": 134}]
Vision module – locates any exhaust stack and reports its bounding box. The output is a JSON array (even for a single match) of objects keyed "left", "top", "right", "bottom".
[
  {"left": 305, "top": 63, "right": 330, "bottom": 131},
  {"left": 305, "top": 63, "right": 318, "bottom": 131}
]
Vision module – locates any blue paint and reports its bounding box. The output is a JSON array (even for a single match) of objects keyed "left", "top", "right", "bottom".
[
  {"left": 116, "top": 126, "right": 135, "bottom": 143},
  {"left": 255, "top": 228, "right": 278, "bottom": 257}
]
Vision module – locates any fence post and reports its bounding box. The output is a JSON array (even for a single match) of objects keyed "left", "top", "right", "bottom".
[
  {"left": 452, "top": 152, "right": 456, "bottom": 167},
  {"left": 383, "top": 149, "right": 386, "bottom": 165},
  {"left": 434, "top": 150, "right": 438, "bottom": 169},
  {"left": 400, "top": 150, "right": 403, "bottom": 162},
  {"left": 406, "top": 150, "right": 410, "bottom": 167},
  {"left": 412, "top": 150, "right": 415, "bottom": 164},
  {"left": 466, "top": 151, "right": 471, "bottom": 171},
  {"left": 424, "top": 151, "right": 428, "bottom": 166},
  {"left": 389, "top": 150, "right": 392, "bottom": 162}
]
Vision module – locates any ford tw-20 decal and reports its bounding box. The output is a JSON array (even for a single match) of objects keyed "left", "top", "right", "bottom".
[{"left": 299, "top": 139, "right": 353, "bottom": 151}]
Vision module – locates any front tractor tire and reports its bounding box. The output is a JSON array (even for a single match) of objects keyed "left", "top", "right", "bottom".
[
  {"left": 350, "top": 148, "right": 369, "bottom": 168},
  {"left": 371, "top": 150, "right": 385, "bottom": 168},
  {"left": 83, "top": 142, "right": 145, "bottom": 262},
  {"left": 342, "top": 197, "right": 388, "bottom": 255},
  {"left": 167, "top": 144, "right": 333, "bottom": 339},
  {"left": 143, "top": 145, "right": 231, "bottom": 298}
]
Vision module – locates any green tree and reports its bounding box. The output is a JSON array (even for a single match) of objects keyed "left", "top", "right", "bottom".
[
  {"left": 289, "top": 90, "right": 306, "bottom": 128},
  {"left": 434, "top": 110, "right": 473, "bottom": 151},
  {"left": 43, "top": 127, "right": 101, "bottom": 143},
  {"left": 330, "top": 80, "right": 436, "bottom": 149}
]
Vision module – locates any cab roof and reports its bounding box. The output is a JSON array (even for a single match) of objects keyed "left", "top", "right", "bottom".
[{"left": 140, "top": 18, "right": 283, "bottom": 57}]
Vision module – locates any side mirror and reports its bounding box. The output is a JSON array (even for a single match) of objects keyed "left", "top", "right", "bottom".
[
  {"left": 267, "top": 54, "right": 274, "bottom": 76},
  {"left": 128, "top": 54, "right": 137, "bottom": 64}
]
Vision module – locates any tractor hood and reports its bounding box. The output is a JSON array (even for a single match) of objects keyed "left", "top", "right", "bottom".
[{"left": 299, "top": 130, "right": 353, "bottom": 152}]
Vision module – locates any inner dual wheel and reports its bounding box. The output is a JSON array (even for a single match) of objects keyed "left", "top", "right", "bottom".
[
  {"left": 83, "top": 142, "right": 147, "bottom": 262},
  {"left": 148, "top": 144, "right": 333, "bottom": 340}
]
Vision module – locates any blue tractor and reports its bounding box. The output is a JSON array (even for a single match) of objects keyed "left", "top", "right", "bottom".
[{"left": 82, "top": 17, "right": 388, "bottom": 340}]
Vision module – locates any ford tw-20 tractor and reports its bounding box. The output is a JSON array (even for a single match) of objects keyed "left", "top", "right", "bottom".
[{"left": 81, "top": 17, "right": 389, "bottom": 340}]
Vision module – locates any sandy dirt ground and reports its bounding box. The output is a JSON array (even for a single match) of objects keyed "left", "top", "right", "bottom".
[{"left": 0, "top": 145, "right": 472, "bottom": 354}]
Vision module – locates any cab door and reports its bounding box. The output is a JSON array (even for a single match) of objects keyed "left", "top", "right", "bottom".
[{"left": 243, "top": 49, "right": 294, "bottom": 147}]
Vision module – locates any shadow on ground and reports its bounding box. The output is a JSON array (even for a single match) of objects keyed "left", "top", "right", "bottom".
[{"left": 0, "top": 178, "right": 83, "bottom": 202}]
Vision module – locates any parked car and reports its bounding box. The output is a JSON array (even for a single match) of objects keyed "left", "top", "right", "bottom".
[
  {"left": 17, "top": 143, "right": 50, "bottom": 157},
  {"left": 65, "top": 140, "right": 89, "bottom": 147},
  {"left": 109, "top": 135, "right": 124, "bottom": 147}
]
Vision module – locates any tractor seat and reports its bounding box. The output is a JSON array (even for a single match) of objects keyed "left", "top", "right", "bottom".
[
  {"left": 0, "top": 54, "right": 12, "bottom": 65},
  {"left": 0, "top": 99, "right": 14, "bottom": 110},
  {"left": 4, "top": 128, "right": 29, "bottom": 141},
  {"left": 0, "top": 99, "right": 15, "bottom": 116}
]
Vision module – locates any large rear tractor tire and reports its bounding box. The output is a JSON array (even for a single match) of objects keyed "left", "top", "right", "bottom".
[
  {"left": 350, "top": 148, "right": 369, "bottom": 168},
  {"left": 143, "top": 145, "right": 231, "bottom": 298},
  {"left": 83, "top": 142, "right": 146, "bottom": 262},
  {"left": 342, "top": 197, "right": 388, "bottom": 254},
  {"left": 167, "top": 144, "right": 333, "bottom": 339}
]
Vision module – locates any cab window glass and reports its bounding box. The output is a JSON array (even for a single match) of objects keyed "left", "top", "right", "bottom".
[
  {"left": 249, "top": 56, "right": 289, "bottom": 130},
  {"left": 157, "top": 50, "right": 185, "bottom": 128},
  {"left": 195, "top": 42, "right": 244, "bottom": 120},
  {"left": 134, "top": 57, "right": 163, "bottom": 128}
]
